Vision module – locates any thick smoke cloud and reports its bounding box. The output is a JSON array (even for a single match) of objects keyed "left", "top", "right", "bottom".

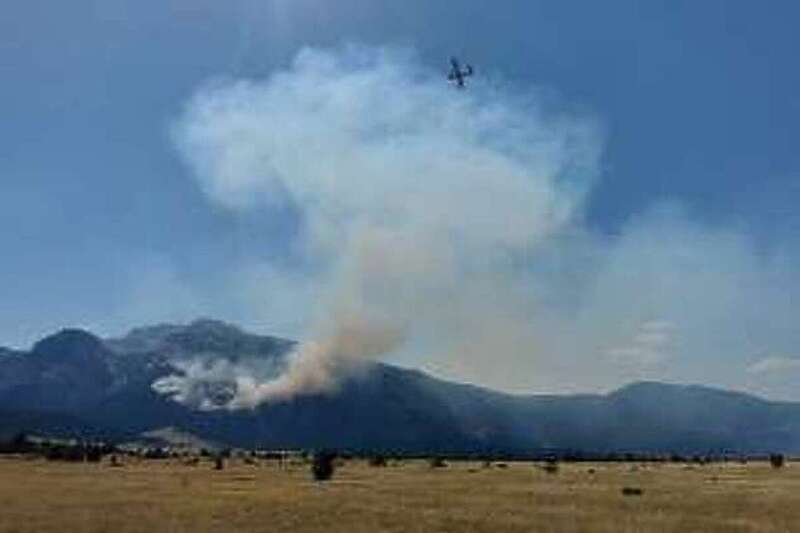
[
  {"left": 165, "top": 46, "right": 599, "bottom": 408},
  {"left": 163, "top": 45, "right": 800, "bottom": 408}
]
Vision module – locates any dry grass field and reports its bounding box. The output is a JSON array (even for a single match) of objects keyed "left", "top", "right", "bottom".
[{"left": 0, "top": 456, "right": 798, "bottom": 532}]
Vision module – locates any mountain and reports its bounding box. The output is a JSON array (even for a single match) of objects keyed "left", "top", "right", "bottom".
[{"left": 1, "top": 319, "right": 799, "bottom": 454}]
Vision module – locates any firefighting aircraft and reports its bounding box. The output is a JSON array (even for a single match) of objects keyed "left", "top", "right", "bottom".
[{"left": 447, "top": 57, "right": 474, "bottom": 88}]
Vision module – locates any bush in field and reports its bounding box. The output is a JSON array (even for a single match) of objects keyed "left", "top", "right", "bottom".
[
  {"left": 312, "top": 451, "right": 336, "bottom": 481},
  {"left": 622, "top": 487, "right": 643, "bottom": 496},
  {"left": 0, "top": 432, "right": 35, "bottom": 454},
  {"left": 770, "top": 453, "right": 785, "bottom": 469},
  {"left": 144, "top": 448, "right": 169, "bottom": 460},
  {"left": 85, "top": 445, "right": 103, "bottom": 463},
  {"left": 541, "top": 456, "right": 559, "bottom": 474},
  {"left": 10, "top": 433, "right": 32, "bottom": 453},
  {"left": 368, "top": 455, "right": 387, "bottom": 467},
  {"left": 428, "top": 456, "right": 447, "bottom": 468},
  {"left": 46, "top": 445, "right": 85, "bottom": 462},
  {"left": 542, "top": 463, "right": 559, "bottom": 474}
]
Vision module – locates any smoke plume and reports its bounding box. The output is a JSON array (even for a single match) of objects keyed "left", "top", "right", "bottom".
[
  {"left": 163, "top": 45, "right": 800, "bottom": 407},
  {"left": 164, "top": 46, "right": 600, "bottom": 408}
]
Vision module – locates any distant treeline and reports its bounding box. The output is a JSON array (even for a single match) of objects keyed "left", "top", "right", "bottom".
[
  {"left": 0, "top": 432, "right": 790, "bottom": 465},
  {"left": 0, "top": 433, "right": 113, "bottom": 462},
  {"left": 334, "top": 450, "right": 790, "bottom": 464}
]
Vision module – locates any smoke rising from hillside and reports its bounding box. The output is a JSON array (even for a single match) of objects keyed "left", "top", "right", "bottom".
[
  {"left": 163, "top": 45, "right": 800, "bottom": 408},
  {"left": 165, "top": 46, "right": 600, "bottom": 407}
]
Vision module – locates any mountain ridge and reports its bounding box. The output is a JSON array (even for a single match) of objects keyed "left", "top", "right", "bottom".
[{"left": 1, "top": 319, "right": 799, "bottom": 454}]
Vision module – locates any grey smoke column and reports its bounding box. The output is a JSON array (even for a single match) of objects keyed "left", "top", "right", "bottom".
[{"left": 164, "top": 45, "right": 601, "bottom": 408}]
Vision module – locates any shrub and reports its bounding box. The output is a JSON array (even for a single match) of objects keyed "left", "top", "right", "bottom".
[
  {"left": 0, "top": 432, "right": 34, "bottom": 454},
  {"left": 45, "top": 445, "right": 85, "bottom": 462},
  {"left": 770, "top": 453, "right": 785, "bottom": 469},
  {"left": 542, "top": 463, "right": 559, "bottom": 474},
  {"left": 144, "top": 448, "right": 169, "bottom": 460},
  {"left": 312, "top": 451, "right": 336, "bottom": 481},
  {"left": 622, "top": 487, "right": 643, "bottom": 496},
  {"left": 214, "top": 455, "right": 225, "bottom": 470},
  {"left": 542, "top": 456, "right": 559, "bottom": 474},
  {"left": 368, "top": 455, "right": 387, "bottom": 467},
  {"left": 428, "top": 456, "right": 447, "bottom": 468},
  {"left": 85, "top": 445, "right": 103, "bottom": 463}
]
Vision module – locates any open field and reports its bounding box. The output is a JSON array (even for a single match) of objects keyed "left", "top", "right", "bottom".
[{"left": 0, "top": 457, "right": 798, "bottom": 532}]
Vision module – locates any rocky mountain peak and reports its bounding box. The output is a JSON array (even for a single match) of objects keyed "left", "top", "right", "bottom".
[{"left": 32, "top": 329, "right": 107, "bottom": 362}]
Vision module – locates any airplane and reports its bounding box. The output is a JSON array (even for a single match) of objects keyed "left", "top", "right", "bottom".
[{"left": 447, "top": 57, "right": 473, "bottom": 88}]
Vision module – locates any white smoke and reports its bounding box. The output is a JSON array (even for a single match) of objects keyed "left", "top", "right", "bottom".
[
  {"left": 747, "top": 356, "right": 800, "bottom": 375},
  {"left": 164, "top": 46, "right": 601, "bottom": 408},
  {"left": 162, "top": 45, "right": 800, "bottom": 407}
]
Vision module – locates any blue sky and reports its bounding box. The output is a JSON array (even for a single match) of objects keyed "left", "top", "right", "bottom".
[{"left": 2, "top": 1, "right": 799, "bottom": 398}]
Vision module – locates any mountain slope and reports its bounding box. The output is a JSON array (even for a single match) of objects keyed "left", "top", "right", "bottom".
[{"left": 1, "top": 320, "right": 799, "bottom": 453}]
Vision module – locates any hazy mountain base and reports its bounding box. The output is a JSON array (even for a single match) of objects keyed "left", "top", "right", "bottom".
[{"left": 1, "top": 319, "right": 799, "bottom": 453}]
